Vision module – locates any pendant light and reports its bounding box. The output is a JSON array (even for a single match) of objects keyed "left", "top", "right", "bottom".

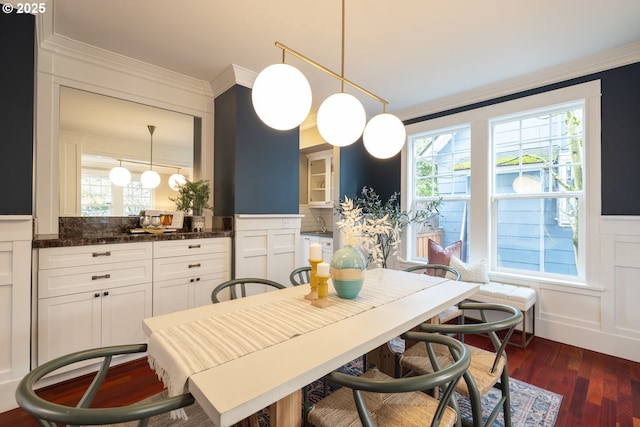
[
  {"left": 252, "top": 63, "right": 312, "bottom": 131},
  {"left": 140, "top": 125, "right": 160, "bottom": 189},
  {"left": 168, "top": 169, "right": 187, "bottom": 191},
  {"left": 109, "top": 160, "right": 131, "bottom": 186},
  {"left": 252, "top": 0, "right": 406, "bottom": 156}
]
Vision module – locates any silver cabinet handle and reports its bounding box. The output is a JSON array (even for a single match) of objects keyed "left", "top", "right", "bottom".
[
  {"left": 92, "top": 274, "right": 111, "bottom": 280},
  {"left": 188, "top": 263, "right": 201, "bottom": 269},
  {"left": 92, "top": 251, "right": 111, "bottom": 257},
  {"left": 188, "top": 244, "right": 201, "bottom": 249}
]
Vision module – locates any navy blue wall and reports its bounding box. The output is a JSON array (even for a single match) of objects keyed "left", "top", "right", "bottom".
[
  {"left": 339, "top": 140, "right": 401, "bottom": 202},
  {"left": 214, "top": 85, "right": 299, "bottom": 215},
  {"left": 0, "top": 10, "right": 34, "bottom": 215},
  {"left": 405, "top": 61, "right": 640, "bottom": 216}
]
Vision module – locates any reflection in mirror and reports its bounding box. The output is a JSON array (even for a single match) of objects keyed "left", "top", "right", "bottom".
[{"left": 59, "top": 87, "right": 196, "bottom": 216}]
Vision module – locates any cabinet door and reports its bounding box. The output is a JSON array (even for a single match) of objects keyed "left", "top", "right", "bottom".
[
  {"left": 268, "top": 228, "right": 298, "bottom": 286},
  {"left": 38, "top": 291, "right": 102, "bottom": 365},
  {"left": 299, "top": 235, "right": 319, "bottom": 267},
  {"left": 192, "top": 273, "right": 230, "bottom": 308},
  {"left": 153, "top": 278, "right": 191, "bottom": 316},
  {"left": 235, "top": 229, "right": 268, "bottom": 279},
  {"left": 101, "top": 283, "right": 151, "bottom": 347},
  {"left": 320, "top": 237, "right": 334, "bottom": 263}
]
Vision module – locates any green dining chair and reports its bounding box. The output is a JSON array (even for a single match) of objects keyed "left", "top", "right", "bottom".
[
  {"left": 398, "top": 302, "right": 523, "bottom": 427},
  {"left": 289, "top": 266, "right": 311, "bottom": 286},
  {"left": 15, "top": 343, "right": 195, "bottom": 427},
  {"left": 309, "top": 332, "right": 470, "bottom": 427},
  {"left": 211, "top": 277, "right": 287, "bottom": 303}
]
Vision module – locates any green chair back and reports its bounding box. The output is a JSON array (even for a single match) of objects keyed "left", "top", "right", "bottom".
[
  {"left": 211, "top": 277, "right": 287, "bottom": 303},
  {"left": 289, "top": 266, "right": 311, "bottom": 286},
  {"left": 15, "top": 344, "right": 195, "bottom": 427}
]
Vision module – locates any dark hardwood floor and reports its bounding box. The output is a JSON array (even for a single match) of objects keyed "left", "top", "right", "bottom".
[{"left": 2, "top": 335, "right": 639, "bottom": 426}]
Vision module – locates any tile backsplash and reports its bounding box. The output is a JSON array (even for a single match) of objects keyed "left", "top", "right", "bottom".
[{"left": 299, "top": 205, "right": 335, "bottom": 232}]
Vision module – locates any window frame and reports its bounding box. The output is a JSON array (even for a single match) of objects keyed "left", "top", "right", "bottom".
[{"left": 401, "top": 80, "right": 601, "bottom": 288}]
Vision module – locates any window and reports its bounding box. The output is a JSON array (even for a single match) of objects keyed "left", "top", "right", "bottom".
[
  {"left": 408, "top": 126, "right": 471, "bottom": 262},
  {"left": 491, "top": 103, "right": 584, "bottom": 277},
  {"left": 404, "top": 81, "right": 601, "bottom": 286},
  {"left": 81, "top": 169, "right": 153, "bottom": 216}
]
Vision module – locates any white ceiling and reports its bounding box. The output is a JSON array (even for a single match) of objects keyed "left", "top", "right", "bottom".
[{"left": 49, "top": 0, "right": 640, "bottom": 116}]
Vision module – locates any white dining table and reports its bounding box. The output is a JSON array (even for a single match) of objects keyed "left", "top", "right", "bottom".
[{"left": 142, "top": 268, "right": 479, "bottom": 427}]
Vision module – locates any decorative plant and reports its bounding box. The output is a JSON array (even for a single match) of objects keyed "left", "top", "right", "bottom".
[
  {"left": 170, "top": 179, "right": 212, "bottom": 216},
  {"left": 336, "top": 186, "right": 440, "bottom": 268}
]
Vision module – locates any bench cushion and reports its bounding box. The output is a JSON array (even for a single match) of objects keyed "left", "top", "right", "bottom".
[{"left": 469, "top": 282, "right": 536, "bottom": 312}]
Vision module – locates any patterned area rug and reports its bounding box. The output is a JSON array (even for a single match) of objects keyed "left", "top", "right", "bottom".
[{"left": 110, "top": 357, "right": 561, "bottom": 427}]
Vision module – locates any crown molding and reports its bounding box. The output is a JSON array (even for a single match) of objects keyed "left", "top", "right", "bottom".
[
  {"left": 209, "top": 64, "right": 258, "bottom": 99},
  {"left": 36, "top": 6, "right": 212, "bottom": 101},
  {"left": 394, "top": 41, "right": 640, "bottom": 122}
]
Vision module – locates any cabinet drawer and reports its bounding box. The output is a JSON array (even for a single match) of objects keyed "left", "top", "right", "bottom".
[
  {"left": 39, "top": 242, "right": 152, "bottom": 270},
  {"left": 153, "top": 252, "right": 231, "bottom": 282},
  {"left": 153, "top": 237, "right": 231, "bottom": 258},
  {"left": 38, "top": 260, "right": 152, "bottom": 298}
]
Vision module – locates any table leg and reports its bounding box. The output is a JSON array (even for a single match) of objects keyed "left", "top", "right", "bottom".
[{"left": 269, "top": 389, "right": 302, "bottom": 427}]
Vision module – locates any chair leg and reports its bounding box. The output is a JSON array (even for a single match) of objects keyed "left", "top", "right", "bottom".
[{"left": 501, "top": 368, "right": 513, "bottom": 427}]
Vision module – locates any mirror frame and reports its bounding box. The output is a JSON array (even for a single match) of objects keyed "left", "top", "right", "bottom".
[{"left": 35, "top": 39, "right": 214, "bottom": 235}]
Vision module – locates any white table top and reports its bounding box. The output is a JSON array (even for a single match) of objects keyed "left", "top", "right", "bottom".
[{"left": 143, "top": 268, "right": 479, "bottom": 427}]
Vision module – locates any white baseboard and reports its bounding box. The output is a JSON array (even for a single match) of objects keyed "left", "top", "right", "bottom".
[
  {"left": 0, "top": 379, "right": 20, "bottom": 413},
  {"left": 538, "top": 319, "right": 640, "bottom": 363}
]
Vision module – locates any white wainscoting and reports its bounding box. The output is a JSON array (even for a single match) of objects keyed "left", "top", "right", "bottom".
[{"left": 536, "top": 216, "right": 640, "bottom": 363}]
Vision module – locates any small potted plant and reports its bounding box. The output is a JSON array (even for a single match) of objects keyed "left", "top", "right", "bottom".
[{"left": 170, "top": 179, "right": 212, "bottom": 232}]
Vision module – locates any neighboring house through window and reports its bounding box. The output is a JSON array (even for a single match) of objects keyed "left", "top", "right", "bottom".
[{"left": 404, "top": 81, "right": 601, "bottom": 286}]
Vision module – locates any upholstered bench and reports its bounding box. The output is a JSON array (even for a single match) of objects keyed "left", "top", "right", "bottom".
[{"left": 467, "top": 282, "right": 537, "bottom": 349}]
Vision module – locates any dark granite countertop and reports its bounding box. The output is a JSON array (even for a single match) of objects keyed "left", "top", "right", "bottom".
[
  {"left": 33, "top": 216, "right": 234, "bottom": 248},
  {"left": 300, "top": 231, "right": 334, "bottom": 238},
  {"left": 33, "top": 229, "right": 233, "bottom": 248}
]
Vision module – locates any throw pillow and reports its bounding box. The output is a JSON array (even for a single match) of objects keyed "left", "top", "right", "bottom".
[
  {"left": 446, "top": 255, "right": 490, "bottom": 283},
  {"left": 427, "top": 239, "right": 462, "bottom": 266}
]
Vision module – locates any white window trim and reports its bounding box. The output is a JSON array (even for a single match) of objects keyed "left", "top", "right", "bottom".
[{"left": 402, "top": 80, "right": 601, "bottom": 288}]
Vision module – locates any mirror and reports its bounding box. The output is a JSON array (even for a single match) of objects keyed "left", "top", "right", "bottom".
[{"left": 59, "top": 87, "right": 197, "bottom": 216}]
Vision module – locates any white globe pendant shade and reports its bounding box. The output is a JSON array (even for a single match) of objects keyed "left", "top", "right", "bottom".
[
  {"left": 363, "top": 113, "right": 407, "bottom": 159},
  {"left": 108, "top": 166, "right": 131, "bottom": 186},
  {"left": 141, "top": 170, "right": 161, "bottom": 189},
  {"left": 317, "top": 93, "right": 366, "bottom": 147},
  {"left": 168, "top": 173, "right": 187, "bottom": 191},
  {"left": 252, "top": 63, "right": 312, "bottom": 131}
]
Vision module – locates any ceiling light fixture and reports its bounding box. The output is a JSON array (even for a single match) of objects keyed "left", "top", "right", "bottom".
[
  {"left": 168, "top": 169, "right": 187, "bottom": 191},
  {"left": 140, "top": 125, "right": 161, "bottom": 189},
  {"left": 109, "top": 160, "right": 131, "bottom": 187},
  {"left": 252, "top": 0, "right": 406, "bottom": 157}
]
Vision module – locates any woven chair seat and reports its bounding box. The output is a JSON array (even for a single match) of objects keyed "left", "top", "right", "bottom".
[
  {"left": 401, "top": 342, "right": 506, "bottom": 397},
  {"left": 308, "top": 368, "right": 458, "bottom": 427}
]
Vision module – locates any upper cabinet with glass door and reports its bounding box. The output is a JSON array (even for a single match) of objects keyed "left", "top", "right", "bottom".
[{"left": 307, "top": 150, "right": 333, "bottom": 207}]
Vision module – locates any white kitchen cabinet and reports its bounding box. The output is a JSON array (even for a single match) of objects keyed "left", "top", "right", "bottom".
[
  {"left": 37, "top": 242, "right": 153, "bottom": 366},
  {"left": 37, "top": 283, "right": 151, "bottom": 366},
  {"left": 235, "top": 215, "right": 301, "bottom": 287},
  {"left": 320, "top": 236, "right": 333, "bottom": 263},
  {"left": 299, "top": 234, "right": 334, "bottom": 267},
  {"left": 152, "top": 238, "right": 231, "bottom": 316},
  {"left": 307, "top": 150, "right": 333, "bottom": 207},
  {"left": 0, "top": 217, "right": 31, "bottom": 412}
]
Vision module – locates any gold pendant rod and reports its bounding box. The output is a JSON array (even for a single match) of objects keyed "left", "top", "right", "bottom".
[{"left": 274, "top": 41, "right": 389, "bottom": 107}]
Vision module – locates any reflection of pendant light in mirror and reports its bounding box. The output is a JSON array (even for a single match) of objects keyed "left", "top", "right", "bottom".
[
  {"left": 140, "top": 125, "right": 160, "bottom": 189},
  {"left": 168, "top": 169, "right": 186, "bottom": 191},
  {"left": 252, "top": 63, "right": 312, "bottom": 130},
  {"left": 363, "top": 113, "right": 406, "bottom": 159},
  {"left": 109, "top": 161, "right": 131, "bottom": 186}
]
